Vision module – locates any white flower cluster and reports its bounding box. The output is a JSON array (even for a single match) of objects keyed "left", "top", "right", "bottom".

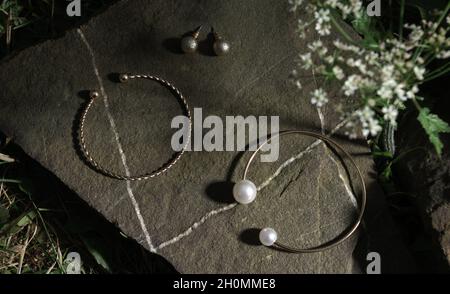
[{"left": 289, "top": 0, "right": 450, "bottom": 138}]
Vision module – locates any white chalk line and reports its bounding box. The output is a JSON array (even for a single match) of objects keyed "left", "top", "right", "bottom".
[
  {"left": 156, "top": 203, "right": 237, "bottom": 250},
  {"left": 317, "top": 108, "right": 359, "bottom": 209},
  {"left": 77, "top": 29, "right": 156, "bottom": 252},
  {"left": 311, "top": 64, "right": 358, "bottom": 210}
]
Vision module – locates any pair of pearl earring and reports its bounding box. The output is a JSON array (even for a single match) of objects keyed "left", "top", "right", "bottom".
[{"left": 180, "top": 25, "right": 230, "bottom": 56}]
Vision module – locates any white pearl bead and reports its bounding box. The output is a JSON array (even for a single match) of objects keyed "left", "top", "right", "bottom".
[
  {"left": 181, "top": 36, "right": 198, "bottom": 53},
  {"left": 259, "top": 228, "right": 277, "bottom": 246},
  {"left": 213, "top": 40, "right": 230, "bottom": 56},
  {"left": 233, "top": 180, "right": 257, "bottom": 204}
]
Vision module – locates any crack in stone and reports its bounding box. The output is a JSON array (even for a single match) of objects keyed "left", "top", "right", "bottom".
[
  {"left": 234, "top": 54, "right": 295, "bottom": 98},
  {"left": 278, "top": 168, "right": 304, "bottom": 198},
  {"left": 77, "top": 28, "right": 156, "bottom": 253},
  {"left": 327, "top": 150, "right": 359, "bottom": 209}
]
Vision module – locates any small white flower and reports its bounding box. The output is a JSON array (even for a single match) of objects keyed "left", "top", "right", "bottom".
[
  {"left": 288, "top": 0, "right": 304, "bottom": 12},
  {"left": 314, "top": 8, "right": 331, "bottom": 23},
  {"left": 316, "top": 22, "right": 331, "bottom": 36},
  {"left": 337, "top": 3, "right": 352, "bottom": 18},
  {"left": 437, "top": 50, "right": 450, "bottom": 59},
  {"left": 324, "top": 55, "right": 335, "bottom": 64},
  {"left": 318, "top": 46, "right": 328, "bottom": 57},
  {"left": 314, "top": 8, "right": 331, "bottom": 36},
  {"left": 406, "top": 85, "right": 419, "bottom": 100},
  {"left": 362, "top": 118, "right": 382, "bottom": 137},
  {"left": 299, "top": 52, "right": 313, "bottom": 69},
  {"left": 308, "top": 40, "right": 323, "bottom": 51},
  {"left": 381, "top": 65, "right": 395, "bottom": 79},
  {"left": 360, "top": 106, "right": 375, "bottom": 121},
  {"left": 343, "top": 75, "right": 361, "bottom": 96},
  {"left": 289, "top": 69, "right": 298, "bottom": 78},
  {"left": 382, "top": 105, "right": 399, "bottom": 125},
  {"left": 344, "top": 120, "right": 358, "bottom": 139},
  {"left": 413, "top": 66, "right": 426, "bottom": 80},
  {"left": 326, "top": 0, "right": 339, "bottom": 8},
  {"left": 288, "top": 70, "right": 302, "bottom": 90},
  {"left": 311, "top": 88, "right": 329, "bottom": 107},
  {"left": 377, "top": 79, "right": 397, "bottom": 100},
  {"left": 334, "top": 40, "right": 361, "bottom": 54},
  {"left": 332, "top": 66, "right": 345, "bottom": 80},
  {"left": 394, "top": 83, "right": 407, "bottom": 101}
]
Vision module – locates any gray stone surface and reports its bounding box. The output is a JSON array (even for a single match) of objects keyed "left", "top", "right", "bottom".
[{"left": 0, "top": 0, "right": 416, "bottom": 273}]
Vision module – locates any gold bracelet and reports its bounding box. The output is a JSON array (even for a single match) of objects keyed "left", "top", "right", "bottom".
[{"left": 79, "top": 73, "right": 191, "bottom": 181}]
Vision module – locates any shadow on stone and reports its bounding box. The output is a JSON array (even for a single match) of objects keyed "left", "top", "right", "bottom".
[
  {"left": 72, "top": 90, "right": 93, "bottom": 174},
  {"left": 107, "top": 72, "right": 122, "bottom": 83},
  {"left": 205, "top": 181, "right": 235, "bottom": 204},
  {"left": 351, "top": 181, "right": 421, "bottom": 273},
  {"left": 197, "top": 32, "right": 216, "bottom": 57},
  {"left": 239, "top": 228, "right": 261, "bottom": 246},
  {"left": 162, "top": 37, "right": 184, "bottom": 55}
]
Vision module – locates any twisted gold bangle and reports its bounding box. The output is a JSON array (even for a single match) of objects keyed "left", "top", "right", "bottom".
[
  {"left": 79, "top": 73, "right": 191, "bottom": 181},
  {"left": 233, "top": 130, "right": 366, "bottom": 253}
]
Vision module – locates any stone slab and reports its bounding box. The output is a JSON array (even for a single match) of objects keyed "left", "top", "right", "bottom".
[{"left": 0, "top": 0, "right": 416, "bottom": 273}]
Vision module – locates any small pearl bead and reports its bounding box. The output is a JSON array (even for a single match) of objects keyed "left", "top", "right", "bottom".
[
  {"left": 259, "top": 228, "right": 277, "bottom": 246},
  {"left": 233, "top": 180, "right": 257, "bottom": 204},
  {"left": 181, "top": 36, "right": 198, "bottom": 53},
  {"left": 89, "top": 90, "right": 99, "bottom": 99},
  {"left": 213, "top": 39, "right": 230, "bottom": 56},
  {"left": 119, "top": 73, "right": 129, "bottom": 83}
]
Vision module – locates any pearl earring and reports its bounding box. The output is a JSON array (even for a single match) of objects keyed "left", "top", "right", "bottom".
[
  {"left": 181, "top": 25, "right": 203, "bottom": 54},
  {"left": 234, "top": 130, "right": 367, "bottom": 253},
  {"left": 212, "top": 28, "right": 231, "bottom": 56}
]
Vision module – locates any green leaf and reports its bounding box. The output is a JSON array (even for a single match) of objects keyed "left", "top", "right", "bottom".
[
  {"left": 0, "top": 152, "right": 14, "bottom": 162},
  {"left": 0, "top": 207, "right": 9, "bottom": 228},
  {"left": 80, "top": 234, "right": 112, "bottom": 273},
  {"left": 16, "top": 210, "right": 37, "bottom": 227},
  {"left": 0, "top": 209, "right": 36, "bottom": 236},
  {"left": 380, "top": 165, "right": 393, "bottom": 181},
  {"left": 372, "top": 151, "right": 394, "bottom": 159},
  {"left": 351, "top": 11, "right": 382, "bottom": 48},
  {"left": 418, "top": 108, "right": 450, "bottom": 156},
  {"left": 18, "top": 177, "right": 36, "bottom": 196}
]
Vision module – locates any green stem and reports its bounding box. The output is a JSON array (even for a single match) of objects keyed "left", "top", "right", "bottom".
[
  {"left": 412, "top": 97, "right": 422, "bottom": 111},
  {"left": 399, "top": 0, "right": 405, "bottom": 41},
  {"left": 428, "top": 60, "right": 450, "bottom": 73},
  {"left": 330, "top": 12, "right": 357, "bottom": 45},
  {"left": 434, "top": 1, "right": 450, "bottom": 32},
  {"left": 27, "top": 193, "right": 65, "bottom": 273},
  {"left": 0, "top": 179, "right": 21, "bottom": 184},
  {"left": 424, "top": 64, "right": 450, "bottom": 82}
]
